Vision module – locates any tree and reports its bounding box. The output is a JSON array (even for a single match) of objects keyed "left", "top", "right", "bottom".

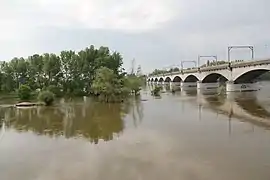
[
  {"left": 38, "top": 90, "right": 55, "bottom": 106},
  {"left": 173, "top": 67, "right": 180, "bottom": 72},
  {"left": 0, "top": 45, "right": 130, "bottom": 100},
  {"left": 125, "top": 75, "right": 142, "bottom": 95},
  {"left": 18, "top": 85, "right": 32, "bottom": 100},
  {"left": 91, "top": 67, "right": 128, "bottom": 102}
]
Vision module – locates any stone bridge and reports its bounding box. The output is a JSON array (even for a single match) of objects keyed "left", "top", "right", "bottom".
[{"left": 147, "top": 59, "right": 270, "bottom": 92}]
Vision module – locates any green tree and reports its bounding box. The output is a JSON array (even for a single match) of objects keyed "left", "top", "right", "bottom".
[
  {"left": 18, "top": 85, "right": 32, "bottom": 100},
  {"left": 91, "top": 67, "right": 128, "bottom": 102},
  {"left": 38, "top": 90, "right": 55, "bottom": 106},
  {"left": 0, "top": 45, "right": 134, "bottom": 100},
  {"left": 125, "top": 75, "right": 142, "bottom": 95}
]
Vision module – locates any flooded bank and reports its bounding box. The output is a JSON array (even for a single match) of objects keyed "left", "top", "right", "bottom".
[{"left": 1, "top": 84, "right": 270, "bottom": 180}]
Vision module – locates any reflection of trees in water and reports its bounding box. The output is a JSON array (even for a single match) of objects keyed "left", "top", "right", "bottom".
[
  {"left": 122, "top": 96, "right": 144, "bottom": 127},
  {"left": 2, "top": 98, "right": 142, "bottom": 144}
]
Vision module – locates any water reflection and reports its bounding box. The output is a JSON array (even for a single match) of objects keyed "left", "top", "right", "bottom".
[
  {"left": 201, "top": 92, "right": 270, "bottom": 127},
  {"left": 1, "top": 96, "right": 143, "bottom": 144}
]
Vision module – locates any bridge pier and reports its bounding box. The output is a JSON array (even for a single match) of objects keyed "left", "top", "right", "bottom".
[
  {"left": 163, "top": 82, "right": 170, "bottom": 85},
  {"left": 171, "top": 82, "right": 181, "bottom": 86},
  {"left": 181, "top": 82, "right": 197, "bottom": 90},
  {"left": 226, "top": 81, "right": 259, "bottom": 92},
  {"left": 197, "top": 81, "right": 219, "bottom": 90}
]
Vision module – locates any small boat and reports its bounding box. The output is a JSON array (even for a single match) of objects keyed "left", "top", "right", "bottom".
[{"left": 15, "top": 102, "right": 38, "bottom": 107}]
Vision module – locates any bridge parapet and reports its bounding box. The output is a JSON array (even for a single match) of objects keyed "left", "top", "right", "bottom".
[{"left": 148, "top": 59, "right": 270, "bottom": 78}]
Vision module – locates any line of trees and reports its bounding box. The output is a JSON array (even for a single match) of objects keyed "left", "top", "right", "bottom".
[
  {"left": 0, "top": 45, "right": 144, "bottom": 102},
  {"left": 149, "top": 67, "right": 180, "bottom": 76}
]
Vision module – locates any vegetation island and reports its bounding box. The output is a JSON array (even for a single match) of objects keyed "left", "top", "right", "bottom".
[{"left": 0, "top": 45, "right": 145, "bottom": 105}]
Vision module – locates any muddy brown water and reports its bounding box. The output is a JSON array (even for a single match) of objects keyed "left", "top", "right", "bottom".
[{"left": 1, "top": 83, "right": 270, "bottom": 180}]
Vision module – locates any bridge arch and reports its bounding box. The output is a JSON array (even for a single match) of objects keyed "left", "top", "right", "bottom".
[
  {"left": 158, "top": 77, "right": 164, "bottom": 82},
  {"left": 154, "top": 78, "right": 158, "bottom": 82},
  {"left": 172, "top": 76, "right": 182, "bottom": 82},
  {"left": 150, "top": 78, "right": 154, "bottom": 82},
  {"left": 184, "top": 75, "right": 199, "bottom": 82},
  {"left": 202, "top": 73, "right": 228, "bottom": 83},
  {"left": 234, "top": 68, "right": 270, "bottom": 84},
  {"left": 165, "top": 77, "right": 172, "bottom": 82}
]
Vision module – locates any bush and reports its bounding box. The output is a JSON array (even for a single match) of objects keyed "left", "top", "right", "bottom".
[
  {"left": 91, "top": 67, "right": 128, "bottom": 103},
  {"left": 46, "top": 85, "right": 62, "bottom": 97},
  {"left": 125, "top": 76, "right": 142, "bottom": 95},
  {"left": 38, "top": 90, "right": 55, "bottom": 106},
  {"left": 18, "top": 85, "right": 32, "bottom": 100},
  {"left": 151, "top": 86, "right": 162, "bottom": 96},
  {"left": 171, "top": 85, "right": 179, "bottom": 93}
]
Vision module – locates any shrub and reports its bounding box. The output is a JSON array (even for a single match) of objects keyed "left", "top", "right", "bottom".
[
  {"left": 171, "top": 85, "right": 179, "bottom": 93},
  {"left": 46, "top": 85, "right": 62, "bottom": 97},
  {"left": 38, "top": 90, "right": 55, "bottom": 106},
  {"left": 91, "top": 67, "right": 127, "bottom": 103},
  {"left": 151, "top": 86, "right": 162, "bottom": 96},
  {"left": 18, "top": 85, "right": 32, "bottom": 100},
  {"left": 125, "top": 76, "right": 142, "bottom": 95}
]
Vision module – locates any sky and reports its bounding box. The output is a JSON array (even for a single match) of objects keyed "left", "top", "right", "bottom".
[{"left": 1, "top": 0, "right": 270, "bottom": 73}]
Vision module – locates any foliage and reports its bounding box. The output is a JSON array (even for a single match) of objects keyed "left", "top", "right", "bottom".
[
  {"left": 38, "top": 90, "right": 55, "bottom": 106},
  {"left": 171, "top": 85, "right": 179, "bottom": 93},
  {"left": 18, "top": 85, "right": 32, "bottom": 100},
  {"left": 0, "top": 45, "right": 124, "bottom": 96},
  {"left": 217, "top": 84, "right": 226, "bottom": 95},
  {"left": 151, "top": 86, "right": 162, "bottom": 96},
  {"left": 125, "top": 75, "right": 143, "bottom": 95},
  {"left": 91, "top": 67, "right": 127, "bottom": 102},
  {"left": 46, "top": 85, "right": 62, "bottom": 97}
]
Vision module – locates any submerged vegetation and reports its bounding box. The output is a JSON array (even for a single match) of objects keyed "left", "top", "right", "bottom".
[
  {"left": 38, "top": 91, "right": 55, "bottom": 106},
  {"left": 151, "top": 86, "right": 162, "bottom": 96},
  {"left": 0, "top": 45, "right": 144, "bottom": 104},
  {"left": 18, "top": 85, "right": 32, "bottom": 101}
]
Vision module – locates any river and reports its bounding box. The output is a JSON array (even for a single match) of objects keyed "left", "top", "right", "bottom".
[{"left": 1, "top": 83, "right": 270, "bottom": 180}]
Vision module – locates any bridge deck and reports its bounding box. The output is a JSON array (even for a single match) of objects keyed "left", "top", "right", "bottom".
[{"left": 149, "top": 59, "right": 270, "bottom": 77}]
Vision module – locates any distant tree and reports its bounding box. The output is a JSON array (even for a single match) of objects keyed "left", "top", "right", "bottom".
[{"left": 207, "top": 60, "right": 210, "bottom": 66}]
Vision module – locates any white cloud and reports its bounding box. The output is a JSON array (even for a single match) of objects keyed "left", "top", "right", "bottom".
[
  {"left": 0, "top": 0, "right": 180, "bottom": 34},
  {"left": 76, "top": 0, "right": 180, "bottom": 32}
]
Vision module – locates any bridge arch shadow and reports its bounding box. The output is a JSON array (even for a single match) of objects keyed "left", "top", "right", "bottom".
[
  {"left": 165, "top": 77, "right": 172, "bottom": 82},
  {"left": 234, "top": 69, "right": 270, "bottom": 84},
  {"left": 158, "top": 77, "right": 164, "bottom": 82},
  {"left": 202, "top": 73, "right": 228, "bottom": 83},
  {"left": 173, "top": 76, "right": 182, "bottom": 82},
  {"left": 150, "top": 78, "right": 154, "bottom": 82},
  {"left": 184, "top": 75, "right": 199, "bottom": 82},
  {"left": 154, "top": 78, "right": 158, "bottom": 82}
]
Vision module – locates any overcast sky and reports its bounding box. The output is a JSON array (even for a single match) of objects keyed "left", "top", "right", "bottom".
[{"left": 1, "top": 0, "right": 270, "bottom": 73}]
